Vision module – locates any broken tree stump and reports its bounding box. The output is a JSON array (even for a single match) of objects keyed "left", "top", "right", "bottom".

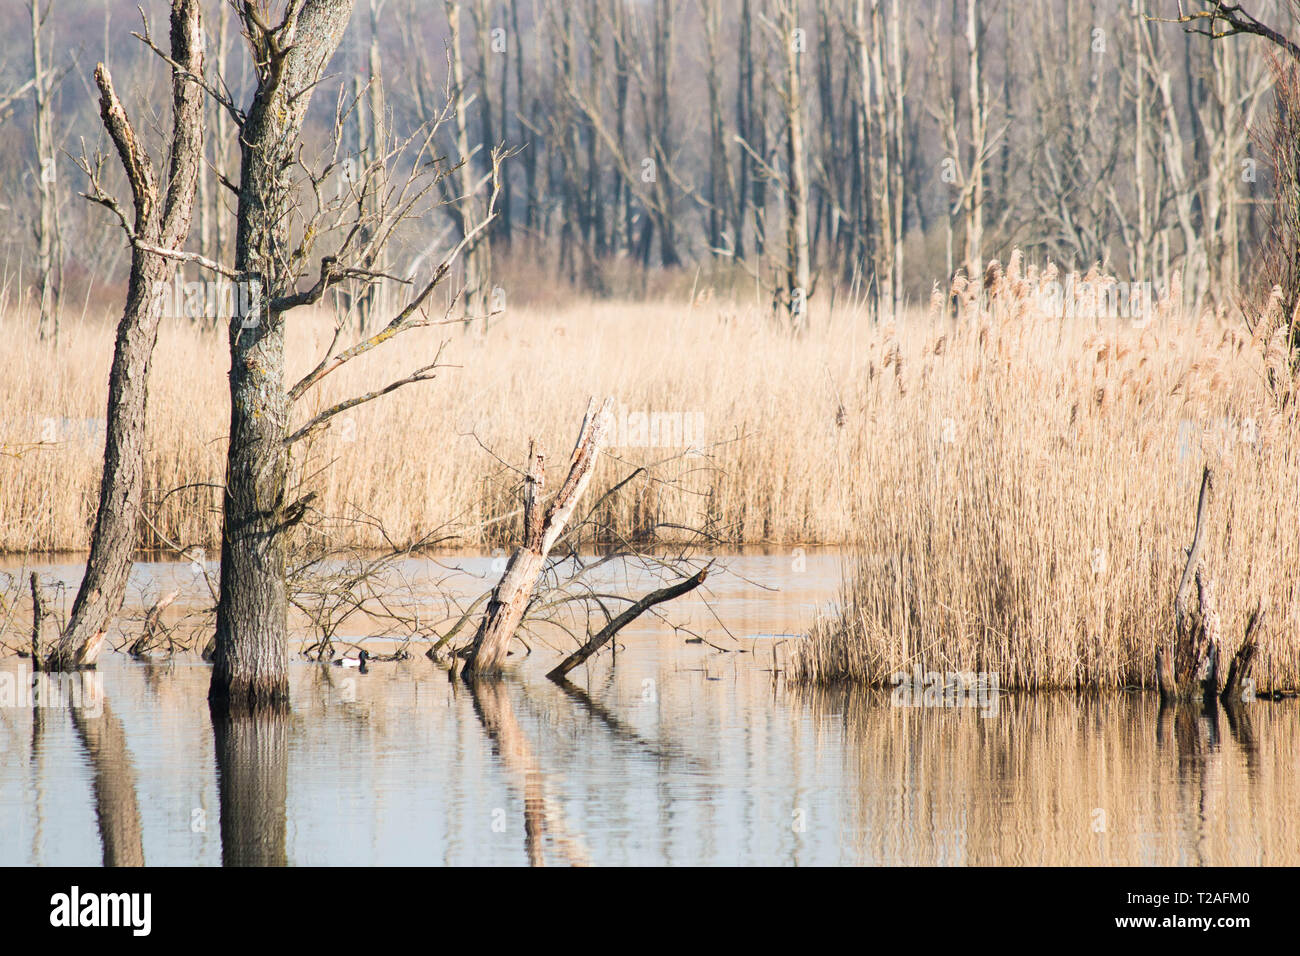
[
  {"left": 29, "top": 572, "right": 46, "bottom": 670},
  {"left": 546, "top": 566, "right": 711, "bottom": 681},
  {"left": 462, "top": 397, "right": 615, "bottom": 678},
  {"left": 1167, "top": 467, "right": 1219, "bottom": 701},
  {"left": 1221, "top": 601, "right": 1264, "bottom": 705},
  {"left": 1158, "top": 465, "right": 1265, "bottom": 706}
]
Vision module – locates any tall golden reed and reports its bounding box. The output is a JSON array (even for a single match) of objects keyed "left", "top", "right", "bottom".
[
  {"left": 791, "top": 256, "right": 1300, "bottom": 691},
  {"left": 2, "top": 255, "right": 1297, "bottom": 690}
]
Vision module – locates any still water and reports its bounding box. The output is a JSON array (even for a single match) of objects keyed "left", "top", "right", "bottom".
[{"left": 0, "top": 552, "right": 1296, "bottom": 865}]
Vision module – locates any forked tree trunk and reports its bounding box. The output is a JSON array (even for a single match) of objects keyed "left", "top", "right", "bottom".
[
  {"left": 463, "top": 398, "right": 614, "bottom": 677},
  {"left": 47, "top": 0, "right": 204, "bottom": 671},
  {"left": 210, "top": 0, "right": 357, "bottom": 712}
]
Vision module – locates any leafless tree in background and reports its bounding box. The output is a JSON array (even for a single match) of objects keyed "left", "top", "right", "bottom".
[
  {"left": 4, "top": 0, "right": 1296, "bottom": 320},
  {"left": 29, "top": 0, "right": 64, "bottom": 341}
]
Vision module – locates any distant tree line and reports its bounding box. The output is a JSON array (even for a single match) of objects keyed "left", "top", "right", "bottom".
[{"left": 0, "top": 0, "right": 1295, "bottom": 331}]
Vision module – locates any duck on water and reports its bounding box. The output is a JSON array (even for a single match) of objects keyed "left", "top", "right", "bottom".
[{"left": 333, "top": 650, "right": 370, "bottom": 673}]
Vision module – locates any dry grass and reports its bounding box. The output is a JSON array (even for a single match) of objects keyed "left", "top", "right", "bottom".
[
  {"left": 0, "top": 293, "right": 870, "bottom": 554},
  {"left": 790, "top": 256, "right": 1300, "bottom": 691},
  {"left": 3, "top": 255, "right": 1299, "bottom": 690}
]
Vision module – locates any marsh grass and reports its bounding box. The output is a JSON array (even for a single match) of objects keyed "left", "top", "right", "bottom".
[
  {"left": 0, "top": 294, "right": 872, "bottom": 553},
  {"left": 3, "top": 256, "right": 1298, "bottom": 689},
  {"left": 791, "top": 256, "right": 1300, "bottom": 690}
]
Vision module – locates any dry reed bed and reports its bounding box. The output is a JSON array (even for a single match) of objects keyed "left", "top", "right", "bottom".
[
  {"left": 3, "top": 262, "right": 1298, "bottom": 690},
  {"left": 1, "top": 297, "right": 870, "bottom": 554},
  {"left": 792, "top": 259, "right": 1300, "bottom": 690}
]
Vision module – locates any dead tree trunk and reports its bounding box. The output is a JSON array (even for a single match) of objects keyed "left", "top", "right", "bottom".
[
  {"left": 649, "top": 0, "right": 680, "bottom": 268},
  {"left": 211, "top": 0, "right": 356, "bottom": 712},
  {"left": 46, "top": 0, "right": 204, "bottom": 671},
  {"left": 1159, "top": 466, "right": 1265, "bottom": 705},
  {"left": 961, "top": 0, "right": 986, "bottom": 280},
  {"left": 1168, "top": 467, "right": 1221, "bottom": 701},
  {"left": 29, "top": 572, "right": 47, "bottom": 667},
  {"left": 463, "top": 397, "right": 614, "bottom": 677},
  {"left": 703, "top": 0, "right": 730, "bottom": 258},
  {"left": 1222, "top": 603, "right": 1264, "bottom": 704},
  {"left": 212, "top": 3, "right": 233, "bottom": 270},
  {"left": 776, "top": 0, "right": 811, "bottom": 329},
  {"left": 446, "top": 0, "right": 491, "bottom": 328},
  {"left": 30, "top": 0, "right": 61, "bottom": 342}
]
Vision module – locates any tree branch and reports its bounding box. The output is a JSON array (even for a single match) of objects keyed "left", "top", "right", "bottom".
[{"left": 546, "top": 566, "right": 711, "bottom": 680}]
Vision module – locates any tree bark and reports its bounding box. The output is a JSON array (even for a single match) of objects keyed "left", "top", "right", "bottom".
[
  {"left": 779, "top": 0, "right": 811, "bottom": 328},
  {"left": 1160, "top": 466, "right": 1264, "bottom": 705},
  {"left": 30, "top": 0, "right": 61, "bottom": 342},
  {"left": 211, "top": 0, "right": 356, "bottom": 713},
  {"left": 1221, "top": 603, "right": 1263, "bottom": 705},
  {"left": 47, "top": 0, "right": 204, "bottom": 671},
  {"left": 961, "top": 0, "right": 985, "bottom": 279},
  {"left": 446, "top": 0, "right": 491, "bottom": 328}
]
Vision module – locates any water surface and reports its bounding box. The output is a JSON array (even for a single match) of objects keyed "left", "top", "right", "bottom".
[{"left": 0, "top": 552, "right": 1295, "bottom": 865}]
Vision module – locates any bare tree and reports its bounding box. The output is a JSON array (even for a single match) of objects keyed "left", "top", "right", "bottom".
[
  {"left": 209, "top": 0, "right": 361, "bottom": 711},
  {"left": 0, "top": 0, "right": 1293, "bottom": 313},
  {"left": 30, "top": 0, "right": 63, "bottom": 341},
  {"left": 734, "top": 0, "right": 812, "bottom": 327},
  {"left": 1166, "top": 2, "right": 1300, "bottom": 333},
  {"left": 778, "top": 0, "right": 811, "bottom": 327},
  {"left": 444, "top": 0, "right": 494, "bottom": 328},
  {"left": 45, "top": 0, "right": 204, "bottom": 671},
  {"left": 203, "top": 0, "right": 504, "bottom": 711}
]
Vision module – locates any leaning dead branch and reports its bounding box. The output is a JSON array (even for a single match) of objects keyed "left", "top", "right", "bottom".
[
  {"left": 547, "top": 565, "right": 711, "bottom": 680},
  {"left": 450, "top": 400, "right": 724, "bottom": 679},
  {"left": 127, "top": 589, "right": 181, "bottom": 660},
  {"left": 462, "top": 397, "right": 617, "bottom": 677}
]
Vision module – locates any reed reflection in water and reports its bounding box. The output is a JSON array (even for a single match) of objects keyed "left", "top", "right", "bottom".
[
  {"left": 1, "top": 648, "right": 1296, "bottom": 866},
  {"left": 797, "top": 686, "right": 1297, "bottom": 865}
]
